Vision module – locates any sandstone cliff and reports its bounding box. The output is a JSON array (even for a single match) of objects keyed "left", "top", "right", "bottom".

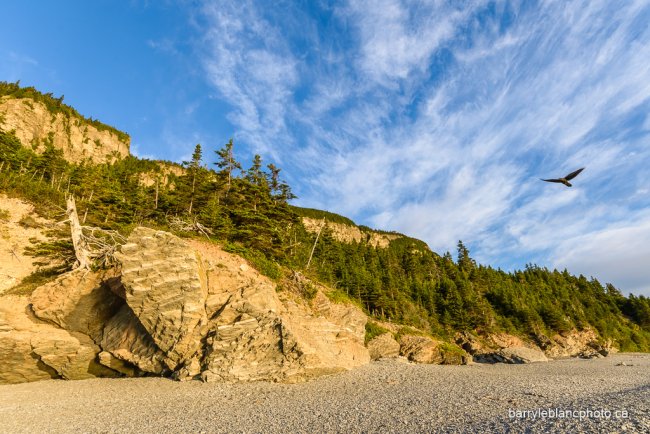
[
  {"left": 0, "top": 96, "right": 129, "bottom": 164},
  {"left": 0, "top": 227, "right": 370, "bottom": 384},
  {"left": 302, "top": 217, "right": 403, "bottom": 248},
  {"left": 0, "top": 194, "right": 54, "bottom": 294}
]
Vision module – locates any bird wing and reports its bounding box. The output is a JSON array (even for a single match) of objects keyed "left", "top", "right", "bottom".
[
  {"left": 564, "top": 167, "right": 585, "bottom": 180},
  {"left": 541, "top": 178, "right": 563, "bottom": 183}
]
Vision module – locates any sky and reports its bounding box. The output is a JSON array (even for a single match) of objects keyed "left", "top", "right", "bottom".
[{"left": 1, "top": 0, "right": 649, "bottom": 296}]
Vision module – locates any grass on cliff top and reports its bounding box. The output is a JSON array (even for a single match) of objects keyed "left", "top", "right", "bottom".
[{"left": 290, "top": 206, "right": 356, "bottom": 226}]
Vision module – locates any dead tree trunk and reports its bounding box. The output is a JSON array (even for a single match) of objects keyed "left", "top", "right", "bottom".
[
  {"left": 66, "top": 196, "right": 91, "bottom": 270},
  {"left": 306, "top": 218, "right": 326, "bottom": 269}
]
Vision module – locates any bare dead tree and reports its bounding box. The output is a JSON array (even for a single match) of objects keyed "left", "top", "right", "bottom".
[
  {"left": 167, "top": 215, "right": 213, "bottom": 240},
  {"left": 305, "top": 218, "right": 326, "bottom": 269},
  {"left": 65, "top": 195, "right": 126, "bottom": 270},
  {"left": 66, "top": 196, "right": 91, "bottom": 270}
]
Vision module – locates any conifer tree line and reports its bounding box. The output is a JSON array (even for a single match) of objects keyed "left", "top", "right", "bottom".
[{"left": 1, "top": 83, "right": 649, "bottom": 351}]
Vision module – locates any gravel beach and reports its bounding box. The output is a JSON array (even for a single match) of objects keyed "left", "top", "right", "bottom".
[{"left": 1, "top": 353, "right": 648, "bottom": 433}]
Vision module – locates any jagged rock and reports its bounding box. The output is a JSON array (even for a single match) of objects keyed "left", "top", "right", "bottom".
[
  {"left": 115, "top": 227, "right": 208, "bottom": 371},
  {"left": 2, "top": 227, "right": 372, "bottom": 384},
  {"left": 542, "top": 329, "right": 614, "bottom": 358},
  {"left": 368, "top": 333, "right": 401, "bottom": 360},
  {"left": 100, "top": 305, "right": 167, "bottom": 375},
  {"left": 398, "top": 335, "right": 466, "bottom": 365},
  {"left": 493, "top": 346, "right": 548, "bottom": 364},
  {"left": 30, "top": 269, "right": 123, "bottom": 343},
  {"left": 455, "top": 331, "right": 483, "bottom": 355},
  {"left": 0, "top": 295, "right": 116, "bottom": 384},
  {"left": 192, "top": 239, "right": 369, "bottom": 382}
]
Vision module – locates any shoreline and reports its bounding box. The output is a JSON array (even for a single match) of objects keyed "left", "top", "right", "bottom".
[{"left": 1, "top": 353, "right": 648, "bottom": 433}]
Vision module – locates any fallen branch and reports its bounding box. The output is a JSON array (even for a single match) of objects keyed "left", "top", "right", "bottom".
[{"left": 167, "top": 215, "right": 214, "bottom": 240}]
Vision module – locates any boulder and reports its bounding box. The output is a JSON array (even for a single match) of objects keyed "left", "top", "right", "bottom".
[
  {"left": 398, "top": 335, "right": 466, "bottom": 365},
  {"left": 367, "top": 333, "right": 400, "bottom": 360},
  {"left": 493, "top": 346, "right": 548, "bottom": 364},
  {"left": 115, "top": 227, "right": 208, "bottom": 371}
]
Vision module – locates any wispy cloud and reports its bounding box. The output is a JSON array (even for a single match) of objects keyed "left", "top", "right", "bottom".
[
  {"left": 199, "top": 1, "right": 298, "bottom": 159},
  {"left": 193, "top": 0, "right": 650, "bottom": 294}
]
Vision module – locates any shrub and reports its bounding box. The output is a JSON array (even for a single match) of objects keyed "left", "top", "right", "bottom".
[{"left": 365, "top": 321, "right": 390, "bottom": 344}]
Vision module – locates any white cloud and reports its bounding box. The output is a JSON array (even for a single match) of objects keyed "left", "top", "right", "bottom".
[
  {"left": 553, "top": 214, "right": 650, "bottom": 296},
  {"left": 200, "top": 1, "right": 298, "bottom": 157},
  {"left": 193, "top": 1, "right": 650, "bottom": 294}
]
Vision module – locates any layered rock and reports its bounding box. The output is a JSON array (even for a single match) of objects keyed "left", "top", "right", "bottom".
[
  {"left": 0, "top": 96, "right": 129, "bottom": 164},
  {"left": 486, "top": 347, "right": 549, "bottom": 364},
  {"left": 192, "top": 239, "right": 369, "bottom": 382},
  {"left": 116, "top": 228, "right": 208, "bottom": 371},
  {"left": 398, "top": 335, "right": 467, "bottom": 365},
  {"left": 100, "top": 304, "right": 167, "bottom": 375},
  {"left": 0, "top": 295, "right": 116, "bottom": 383},
  {"left": 538, "top": 329, "right": 616, "bottom": 359},
  {"left": 367, "top": 333, "right": 401, "bottom": 360}
]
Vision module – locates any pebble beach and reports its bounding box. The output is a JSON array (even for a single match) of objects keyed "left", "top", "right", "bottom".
[{"left": 1, "top": 353, "right": 648, "bottom": 433}]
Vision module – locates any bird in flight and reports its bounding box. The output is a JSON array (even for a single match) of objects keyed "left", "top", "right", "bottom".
[{"left": 541, "top": 167, "right": 585, "bottom": 187}]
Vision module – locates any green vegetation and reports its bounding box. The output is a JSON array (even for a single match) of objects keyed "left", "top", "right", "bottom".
[
  {"left": 2, "top": 94, "right": 650, "bottom": 352},
  {"left": 365, "top": 321, "right": 391, "bottom": 344},
  {"left": 291, "top": 206, "right": 356, "bottom": 226},
  {"left": 0, "top": 81, "right": 130, "bottom": 143}
]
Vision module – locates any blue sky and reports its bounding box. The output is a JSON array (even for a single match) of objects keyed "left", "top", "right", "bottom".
[{"left": 2, "top": 1, "right": 649, "bottom": 295}]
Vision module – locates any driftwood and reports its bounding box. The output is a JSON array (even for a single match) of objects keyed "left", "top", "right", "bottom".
[{"left": 167, "top": 215, "right": 213, "bottom": 239}]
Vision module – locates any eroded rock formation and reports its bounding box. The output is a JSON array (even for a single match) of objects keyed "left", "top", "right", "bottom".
[
  {"left": 0, "top": 227, "right": 370, "bottom": 384},
  {"left": 0, "top": 97, "right": 129, "bottom": 164}
]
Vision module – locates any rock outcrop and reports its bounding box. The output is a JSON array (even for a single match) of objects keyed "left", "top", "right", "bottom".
[
  {"left": 487, "top": 346, "right": 549, "bottom": 364},
  {"left": 367, "top": 333, "right": 401, "bottom": 360},
  {"left": 116, "top": 228, "right": 208, "bottom": 372},
  {"left": 302, "top": 218, "right": 402, "bottom": 248},
  {"left": 537, "top": 329, "right": 617, "bottom": 359},
  {"left": 0, "top": 295, "right": 117, "bottom": 383},
  {"left": 398, "top": 335, "right": 467, "bottom": 365},
  {"left": 0, "top": 226, "right": 371, "bottom": 384},
  {"left": 0, "top": 96, "right": 129, "bottom": 164},
  {"left": 190, "top": 237, "right": 369, "bottom": 382}
]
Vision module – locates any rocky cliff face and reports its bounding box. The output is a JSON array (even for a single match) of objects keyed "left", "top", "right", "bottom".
[
  {"left": 0, "top": 227, "right": 370, "bottom": 384},
  {"left": 0, "top": 97, "right": 129, "bottom": 163},
  {"left": 302, "top": 218, "right": 402, "bottom": 248}
]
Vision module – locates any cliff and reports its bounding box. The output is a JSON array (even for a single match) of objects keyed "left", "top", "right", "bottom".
[
  {"left": 0, "top": 95, "right": 129, "bottom": 164},
  {"left": 302, "top": 217, "right": 403, "bottom": 248},
  {"left": 0, "top": 227, "right": 371, "bottom": 384}
]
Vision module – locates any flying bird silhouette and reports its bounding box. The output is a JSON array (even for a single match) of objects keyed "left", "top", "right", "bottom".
[{"left": 541, "top": 167, "right": 585, "bottom": 187}]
